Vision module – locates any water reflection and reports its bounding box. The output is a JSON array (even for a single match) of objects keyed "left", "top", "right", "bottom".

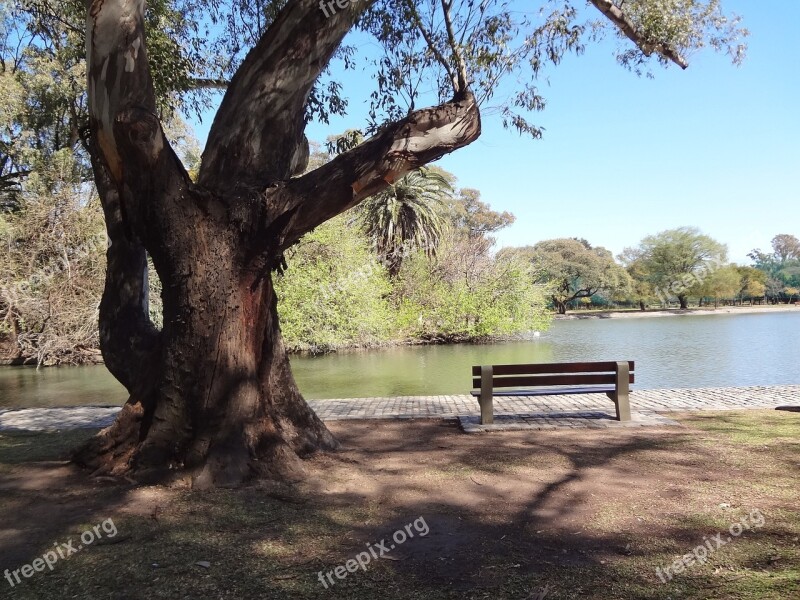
[{"left": 1, "top": 311, "right": 798, "bottom": 408}]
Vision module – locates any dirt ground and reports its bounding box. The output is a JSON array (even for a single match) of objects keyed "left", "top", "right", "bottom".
[{"left": 0, "top": 411, "right": 798, "bottom": 599}]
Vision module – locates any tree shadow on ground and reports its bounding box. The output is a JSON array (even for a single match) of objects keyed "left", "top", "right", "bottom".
[{"left": 0, "top": 414, "right": 798, "bottom": 599}]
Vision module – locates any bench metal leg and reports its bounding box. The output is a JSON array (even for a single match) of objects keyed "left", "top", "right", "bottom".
[
  {"left": 614, "top": 361, "right": 631, "bottom": 421},
  {"left": 480, "top": 365, "right": 494, "bottom": 424}
]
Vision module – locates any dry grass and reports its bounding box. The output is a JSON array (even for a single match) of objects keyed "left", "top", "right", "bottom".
[{"left": 0, "top": 410, "right": 798, "bottom": 599}]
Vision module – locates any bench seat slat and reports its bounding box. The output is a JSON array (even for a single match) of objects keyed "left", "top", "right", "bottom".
[
  {"left": 472, "top": 373, "right": 634, "bottom": 389},
  {"left": 471, "top": 361, "right": 634, "bottom": 377},
  {"left": 471, "top": 386, "right": 617, "bottom": 397}
]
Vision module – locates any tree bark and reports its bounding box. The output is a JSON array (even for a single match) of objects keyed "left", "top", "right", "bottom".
[
  {"left": 678, "top": 294, "right": 689, "bottom": 309},
  {"left": 76, "top": 0, "right": 480, "bottom": 486}
]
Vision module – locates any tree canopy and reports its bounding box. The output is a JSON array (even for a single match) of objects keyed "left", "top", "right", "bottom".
[
  {"left": 748, "top": 234, "right": 800, "bottom": 302},
  {"left": 508, "top": 238, "right": 631, "bottom": 314},
  {"left": 358, "top": 168, "right": 451, "bottom": 276},
  {"left": 1, "top": 0, "right": 750, "bottom": 198},
  {"left": 620, "top": 226, "right": 727, "bottom": 309}
]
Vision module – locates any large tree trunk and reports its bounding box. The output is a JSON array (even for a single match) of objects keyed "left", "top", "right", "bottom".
[
  {"left": 553, "top": 298, "right": 568, "bottom": 315},
  {"left": 76, "top": 252, "right": 336, "bottom": 487},
  {"left": 678, "top": 294, "right": 689, "bottom": 309},
  {"left": 75, "top": 0, "right": 480, "bottom": 486}
]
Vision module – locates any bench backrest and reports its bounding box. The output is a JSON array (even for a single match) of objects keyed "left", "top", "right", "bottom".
[{"left": 471, "top": 361, "right": 634, "bottom": 389}]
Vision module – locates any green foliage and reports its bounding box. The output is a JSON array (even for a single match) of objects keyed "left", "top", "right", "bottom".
[
  {"left": 394, "top": 232, "right": 552, "bottom": 341},
  {"left": 769, "top": 234, "right": 800, "bottom": 264},
  {"left": 443, "top": 187, "right": 515, "bottom": 235},
  {"left": 688, "top": 264, "right": 740, "bottom": 304},
  {"left": 276, "top": 180, "right": 548, "bottom": 350},
  {"left": 620, "top": 226, "right": 727, "bottom": 303},
  {"left": 748, "top": 233, "right": 800, "bottom": 301},
  {"left": 360, "top": 0, "right": 747, "bottom": 136},
  {"left": 509, "top": 238, "right": 631, "bottom": 313},
  {"left": 735, "top": 266, "right": 766, "bottom": 301},
  {"left": 275, "top": 215, "right": 396, "bottom": 353},
  {"left": 616, "top": 250, "right": 658, "bottom": 307},
  {"left": 613, "top": 0, "right": 748, "bottom": 71},
  {"left": 358, "top": 168, "right": 451, "bottom": 275}
]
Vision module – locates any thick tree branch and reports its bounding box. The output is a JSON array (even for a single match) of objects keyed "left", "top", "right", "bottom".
[
  {"left": 87, "top": 0, "right": 158, "bottom": 183},
  {"left": 199, "top": 0, "right": 377, "bottom": 190},
  {"left": 188, "top": 77, "right": 229, "bottom": 90},
  {"left": 87, "top": 0, "right": 187, "bottom": 242},
  {"left": 87, "top": 136, "right": 161, "bottom": 399},
  {"left": 589, "top": 0, "right": 689, "bottom": 69},
  {"left": 277, "top": 91, "right": 481, "bottom": 247}
]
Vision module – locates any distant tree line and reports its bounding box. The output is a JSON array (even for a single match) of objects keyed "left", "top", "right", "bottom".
[{"left": 507, "top": 227, "right": 798, "bottom": 314}]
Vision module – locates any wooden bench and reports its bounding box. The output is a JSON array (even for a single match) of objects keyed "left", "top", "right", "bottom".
[{"left": 471, "top": 361, "right": 634, "bottom": 425}]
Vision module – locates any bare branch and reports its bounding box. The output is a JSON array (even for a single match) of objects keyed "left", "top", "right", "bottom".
[
  {"left": 409, "top": 4, "right": 458, "bottom": 92},
  {"left": 440, "top": 0, "right": 469, "bottom": 92},
  {"left": 588, "top": 0, "right": 689, "bottom": 69}
]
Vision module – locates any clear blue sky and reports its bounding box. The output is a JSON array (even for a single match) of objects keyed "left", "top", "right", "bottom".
[{"left": 193, "top": 0, "right": 799, "bottom": 264}]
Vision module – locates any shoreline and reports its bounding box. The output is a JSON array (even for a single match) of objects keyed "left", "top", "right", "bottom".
[
  {"left": 555, "top": 305, "right": 799, "bottom": 320},
  {"left": 2, "top": 304, "right": 797, "bottom": 366}
]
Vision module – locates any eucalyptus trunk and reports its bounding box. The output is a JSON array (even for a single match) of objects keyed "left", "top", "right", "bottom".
[{"left": 75, "top": 0, "right": 480, "bottom": 486}]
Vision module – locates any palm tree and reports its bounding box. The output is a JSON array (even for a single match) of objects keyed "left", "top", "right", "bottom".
[{"left": 358, "top": 168, "right": 451, "bottom": 277}]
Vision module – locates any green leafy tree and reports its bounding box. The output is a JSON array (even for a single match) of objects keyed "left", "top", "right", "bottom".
[
  {"left": 358, "top": 168, "right": 451, "bottom": 276},
  {"left": 515, "top": 238, "right": 631, "bottom": 314},
  {"left": 735, "top": 266, "right": 766, "bottom": 304},
  {"left": 689, "top": 264, "right": 740, "bottom": 308},
  {"left": 425, "top": 166, "right": 515, "bottom": 237},
  {"left": 621, "top": 227, "right": 727, "bottom": 309},
  {"left": 395, "top": 231, "right": 551, "bottom": 340},
  {"left": 275, "top": 215, "right": 395, "bottom": 353},
  {"left": 444, "top": 187, "right": 515, "bottom": 236},
  {"left": 748, "top": 233, "right": 800, "bottom": 302},
  {"left": 617, "top": 247, "right": 658, "bottom": 310},
  {"left": 770, "top": 234, "right": 800, "bottom": 264}
]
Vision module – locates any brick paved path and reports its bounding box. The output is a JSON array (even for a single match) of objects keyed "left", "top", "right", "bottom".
[
  {"left": 1, "top": 385, "right": 797, "bottom": 431},
  {"left": 307, "top": 385, "right": 800, "bottom": 420}
]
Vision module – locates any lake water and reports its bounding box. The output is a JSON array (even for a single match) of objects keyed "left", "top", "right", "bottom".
[{"left": 1, "top": 311, "right": 798, "bottom": 408}]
